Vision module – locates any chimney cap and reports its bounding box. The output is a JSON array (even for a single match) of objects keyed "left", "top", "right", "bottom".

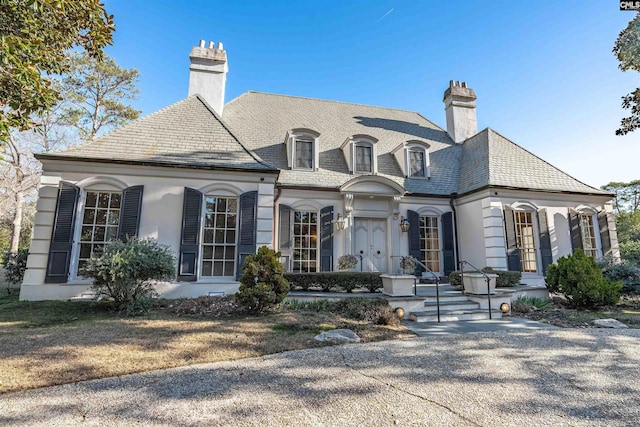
[{"left": 443, "top": 80, "right": 477, "bottom": 102}]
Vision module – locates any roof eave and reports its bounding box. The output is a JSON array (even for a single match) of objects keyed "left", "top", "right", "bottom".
[{"left": 35, "top": 153, "right": 280, "bottom": 174}]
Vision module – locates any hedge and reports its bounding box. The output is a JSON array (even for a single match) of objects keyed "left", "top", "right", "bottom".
[
  {"left": 448, "top": 268, "right": 521, "bottom": 288},
  {"left": 283, "top": 272, "right": 382, "bottom": 293}
]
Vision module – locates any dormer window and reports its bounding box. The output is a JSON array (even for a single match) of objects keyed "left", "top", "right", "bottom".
[
  {"left": 408, "top": 148, "right": 425, "bottom": 177},
  {"left": 285, "top": 129, "right": 320, "bottom": 171},
  {"left": 341, "top": 135, "right": 378, "bottom": 175},
  {"left": 355, "top": 145, "right": 372, "bottom": 173},
  {"left": 392, "top": 140, "right": 430, "bottom": 179}
]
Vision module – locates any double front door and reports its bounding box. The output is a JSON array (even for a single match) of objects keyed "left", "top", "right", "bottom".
[{"left": 353, "top": 218, "right": 387, "bottom": 273}]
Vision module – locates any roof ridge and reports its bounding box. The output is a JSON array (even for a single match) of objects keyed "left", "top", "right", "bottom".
[
  {"left": 194, "top": 95, "right": 276, "bottom": 171},
  {"left": 229, "top": 90, "right": 435, "bottom": 117},
  {"left": 485, "top": 127, "right": 608, "bottom": 194}
]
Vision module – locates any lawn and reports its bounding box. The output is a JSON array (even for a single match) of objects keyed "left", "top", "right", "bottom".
[{"left": 0, "top": 292, "right": 414, "bottom": 394}]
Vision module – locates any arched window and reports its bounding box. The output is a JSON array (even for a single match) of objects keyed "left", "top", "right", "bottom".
[
  {"left": 341, "top": 135, "right": 378, "bottom": 175},
  {"left": 285, "top": 129, "right": 320, "bottom": 171},
  {"left": 392, "top": 140, "right": 430, "bottom": 179}
]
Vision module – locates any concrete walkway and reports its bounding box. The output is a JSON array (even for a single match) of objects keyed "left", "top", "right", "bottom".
[
  {"left": 2, "top": 329, "right": 640, "bottom": 426},
  {"left": 404, "top": 316, "right": 559, "bottom": 336}
]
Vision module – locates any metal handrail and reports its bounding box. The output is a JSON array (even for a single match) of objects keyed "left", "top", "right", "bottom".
[
  {"left": 458, "top": 260, "right": 493, "bottom": 319},
  {"left": 411, "top": 258, "right": 442, "bottom": 323}
]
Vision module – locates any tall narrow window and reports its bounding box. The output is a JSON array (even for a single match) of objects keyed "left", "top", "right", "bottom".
[
  {"left": 202, "top": 196, "right": 238, "bottom": 277},
  {"left": 419, "top": 215, "right": 440, "bottom": 272},
  {"left": 78, "top": 191, "right": 121, "bottom": 273},
  {"left": 514, "top": 211, "right": 537, "bottom": 273},
  {"left": 409, "top": 149, "right": 425, "bottom": 177},
  {"left": 355, "top": 145, "right": 372, "bottom": 173},
  {"left": 293, "top": 211, "right": 318, "bottom": 272},
  {"left": 295, "top": 137, "right": 313, "bottom": 169},
  {"left": 580, "top": 214, "right": 597, "bottom": 258}
]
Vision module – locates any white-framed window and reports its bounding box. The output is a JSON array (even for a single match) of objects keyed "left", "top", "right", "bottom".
[
  {"left": 419, "top": 215, "right": 440, "bottom": 273},
  {"left": 408, "top": 148, "right": 426, "bottom": 178},
  {"left": 341, "top": 135, "right": 378, "bottom": 174},
  {"left": 514, "top": 211, "right": 537, "bottom": 273},
  {"left": 392, "top": 140, "right": 430, "bottom": 179},
  {"left": 285, "top": 129, "right": 320, "bottom": 171},
  {"left": 201, "top": 195, "right": 238, "bottom": 277},
  {"left": 580, "top": 214, "right": 598, "bottom": 258},
  {"left": 77, "top": 190, "right": 122, "bottom": 274},
  {"left": 292, "top": 210, "right": 318, "bottom": 273}
]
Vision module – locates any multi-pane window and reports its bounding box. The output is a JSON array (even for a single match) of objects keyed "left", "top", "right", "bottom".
[
  {"left": 514, "top": 211, "right": 537, "bottom": 273},
  {"left": 78, "top": 191, "right": 121, "bottom": 273},
  {"left": 580, "top": 214, "right": 598, "bottom": 258},
  {"left": 409, "top": 149, "right": 425, "bottom": 177},
  {"left": 202, "top": 196, "right": 237, "bottom": 277},
  {"left": 293, "top": 211, "right": 318, "bottom": 273},
  {"left": 419, "top": 216, "right": 440, "bottom": 272},
  {"left": 295, "top": 137, "right": 313, "bottom": 169},
  {"left": 355, "top": 145, "right": 372, "bottom": 173}
]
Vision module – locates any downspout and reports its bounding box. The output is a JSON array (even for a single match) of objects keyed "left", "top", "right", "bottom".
[
  {"left": 273, "top": 185, "right": 283, "bottom": 248},
  {"left": 450, "top": 192, "right": 460, "bottom": 268}
]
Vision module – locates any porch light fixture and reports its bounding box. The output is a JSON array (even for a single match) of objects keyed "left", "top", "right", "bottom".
[
  {"left": 400, "top": 217, "right": 410, "bottom": 232},
  {"left": 334, "top": 213, "right": 346, "bottom": 231},
  {"left": 500, "top": 303, "right": 510, "bottom": 313}
]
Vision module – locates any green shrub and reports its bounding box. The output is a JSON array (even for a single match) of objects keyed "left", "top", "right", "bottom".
[
  {"left": 482, "top": 267, "right": 522, "bottom": 287},
  {"left": 598, "top": 256, "right": 640, "bottom": 295},
  {"left": 620, "top": 241, "right": 640, "bottom": 266},
  {"left": 2, "top": 248, "right": 29, "bottom": 288},
  {"left": 84, "top": 238, "right": 176, "bottom": 315},
  {"left": 236, "top": 246, "right": 289, "bottom": 313},
  {"left": 545, "top": 249, "right": 622, "bottom": 309},
  {"left": 448, "top": 271, "right": 462, "bottom": 287},
  {"left": 283, "top": 272, "right": 382, "bottom": 293}
]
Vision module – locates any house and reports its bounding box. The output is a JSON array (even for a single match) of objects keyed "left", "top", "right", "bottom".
[{"left": 19, "top": 40, "right": 619, "bottom": 301}]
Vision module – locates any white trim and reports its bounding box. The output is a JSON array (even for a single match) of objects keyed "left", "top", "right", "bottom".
[
  {"left": 199, "top": 182, "right": 243, "bottom": 196},
  {"left": 416, "top": 206, "right": 444, "bottom": 216},
  {"left": 509, "top": 201, "right": 539, "bottom": 211},
  {"left": 286, "top": 129, "right": 321, "bottom": 171},
  {"left": 575, "top": 204, "right": 599, "bottom": 215},
  {"left": 290, "top": 199, "right": 324, "bottom": 211},
  {"left": 75, "top": 176, "right": 128, "bottom": 191}
]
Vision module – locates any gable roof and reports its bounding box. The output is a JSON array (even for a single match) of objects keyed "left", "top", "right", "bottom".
[
  {"left": 38, "top": 95, "right": 275, "bottom": 172},
  {"left": 458, "top": 128, "right": 609, "bottom": 195},
  {"left": 224, "top": 91, "right": 462, "bottom": 196}
]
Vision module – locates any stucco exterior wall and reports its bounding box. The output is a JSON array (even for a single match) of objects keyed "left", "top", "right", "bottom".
[
  {"left": 20, "top": 160, "right": 276, "bottom": 301},
  {"left": 455, "top": 195, "right": 486, "bottom": 269}
]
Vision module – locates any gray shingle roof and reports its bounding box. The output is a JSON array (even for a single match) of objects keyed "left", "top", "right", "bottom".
[
  {"left": 40, "top": 95, "right": 274, "bottom": 172},
  {"left": 458, "top": 128, "right": 609, "bottom": 195},
  {"left": 224, "top": 91, "right": 461, "bottom": 195}
]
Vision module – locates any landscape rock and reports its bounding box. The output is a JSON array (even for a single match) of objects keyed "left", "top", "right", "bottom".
[
  {"left": 592, "top": 318, "right": 629, "bottom": 329},
  {"left": 314, "top": 329, "right": 360, "bottom": 343}
]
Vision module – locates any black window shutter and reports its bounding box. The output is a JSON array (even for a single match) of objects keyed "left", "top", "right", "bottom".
[
  {"left": 537, "top": 208, "right": 553, "bottom": 274},
  {"left": 45, "top": 182, "right": 80, "bottom": 283},
  {"left": 237, "top": 191, "right": 258, "bottom": 280},
  {"left": 279, "top": 204, "right": 292, "bottom": 271},
  {"left": 503, "top": 206, "right": 521, "bottom": 271},
  {"left": 407, "top": 210, "right": 422, "bottom": 275},
  {"left": 441, "top": 211, "right": 456, "bottom": 276},
  {"left": 177, "top": 187, "right": 202, "bottom": 282},
  {"left": 568, "top": 209, "right": 583, "bottom": 253},
  {"left": 118, "top": 186, "right": 144, "bottom": 241},
  {"left": 320, "top": 206, "right": 334, "bottom": 272},
  {"left": 598, "top": 211, "right": 612, "bottom": 257}
]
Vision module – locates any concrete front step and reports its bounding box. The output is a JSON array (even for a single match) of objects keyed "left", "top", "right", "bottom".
[
  {"left": 409, "top": 309, "right": 503, "bottom": 322},
  {"left": 422, "top": 295, "right": 469, "bottom": 303},
  {"left": 423, "top": 301, "right": 480, "bottom": 311}
]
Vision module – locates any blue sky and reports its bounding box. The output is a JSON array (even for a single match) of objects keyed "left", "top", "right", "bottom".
[{"left": 102, "top": 1, "right": 639, "bottom": 188}]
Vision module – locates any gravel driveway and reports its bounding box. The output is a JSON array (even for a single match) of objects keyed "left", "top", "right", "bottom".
[{"left": 2, "top": 329, "right": 640, "bottom": 426}]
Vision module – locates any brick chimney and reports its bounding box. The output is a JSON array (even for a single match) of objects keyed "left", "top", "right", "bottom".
[
  {"left": 188, "top": 40, "right": 228, "bottom": 116},
  {"left": 443, "top": 80, "right": 477, "bottom": 143}
]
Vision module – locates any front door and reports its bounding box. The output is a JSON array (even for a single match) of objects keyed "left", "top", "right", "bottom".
[{"left": 353, "top": 218, "right": 387, "bottom": 272}]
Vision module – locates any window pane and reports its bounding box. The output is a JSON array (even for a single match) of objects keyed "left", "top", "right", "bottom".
[
  {"left": 97, "top": 193, "right": 110, "bottom": 208},
  {"left": 110, "top": 193, "right": 121, "bottom": 208},
  {"left": 356, "top": 145, "right": 372, "bottom": 172},
  {"left": 85, "top": 192, "right": 97, "bottom": 207},
  {"left": 96, "top": 210, "right": 107, "bottom": 224},
  {"left": 83, "top": 209, "right": 95, "bottom": 224},
  {"left": 201, "top": 196, "right": 238, "bottom": 277},
  {"left": 295, "top": 139, "right": 313, "bottom": 169},
  {"left": 409, "top": 150, "right": 425, "bottom": 177}
]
